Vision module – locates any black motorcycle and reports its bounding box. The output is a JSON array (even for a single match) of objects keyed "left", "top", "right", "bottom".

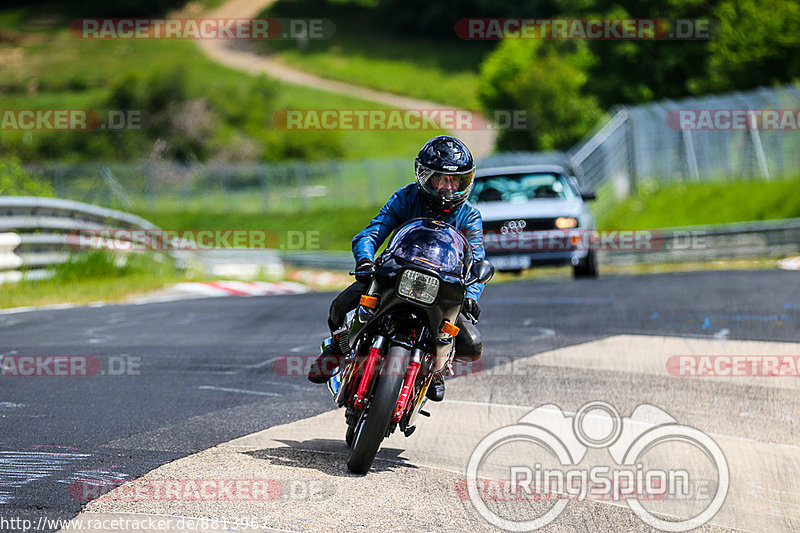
[{"left": 327, "top": 218, "right": 493, "bottom": 474}]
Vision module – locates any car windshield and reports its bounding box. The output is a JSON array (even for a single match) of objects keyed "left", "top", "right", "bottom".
[
  {"left": 387, "top": 219, "right": 471, "bottom": 277},
  {"left": 470, "top": 172, "right": 576, "bottom": 204}
]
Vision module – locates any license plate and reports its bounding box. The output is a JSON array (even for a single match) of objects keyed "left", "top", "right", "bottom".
[{"left": 489, "top": 255, "right": 531, "bottom": 271}]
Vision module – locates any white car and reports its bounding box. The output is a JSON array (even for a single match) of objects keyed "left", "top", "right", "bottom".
[{"left": 469, "top": 164, "right": 598, "bottom": 278}]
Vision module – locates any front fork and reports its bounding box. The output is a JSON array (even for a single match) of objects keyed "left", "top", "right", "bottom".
[
  {"left": 353, "top": 335, "right": 386, "bottom": 409},
  {"left": 393, "top": 348, "right": 423, "bottom": 422}
]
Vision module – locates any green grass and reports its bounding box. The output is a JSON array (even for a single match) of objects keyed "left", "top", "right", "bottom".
[
  {"left": 0, "top": 274, "right": 180, "bottom": 309},
  {"left": 253, "top": 0, "right": 492, "bottom": 110},
  {"left": 51, "top": 249, "right": 176, "bottom": 280},
  {"left": 1, "top": 250, "right": 183, "bottom": 309},
  {"left": 135, "top": 205, "right": 380, "bottom": 251},
  {"left": 0, "top": 16, "right": 443, "bottom": 161},
  {"left": 597, "top": 176, "right": 800, "bottom": 229}
]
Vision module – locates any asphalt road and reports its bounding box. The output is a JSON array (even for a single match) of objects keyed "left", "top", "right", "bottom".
[{"left": 1, "top": 270, "right": 799, "bottom": 532}]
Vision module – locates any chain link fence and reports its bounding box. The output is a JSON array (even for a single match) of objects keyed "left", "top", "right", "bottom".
[
  {"left": 22, "top": 84, "right": 800, "bottom": 214},
  {"left": 569, "top": 83, "right": 800, "bottom": 197},
  {"left": 24, "top": 158, "right": 411, "bottom": 213}
]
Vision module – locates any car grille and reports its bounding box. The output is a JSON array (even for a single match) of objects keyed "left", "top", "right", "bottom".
[{"left": 482, "top": 218, "right": 558, "bottom": 232}]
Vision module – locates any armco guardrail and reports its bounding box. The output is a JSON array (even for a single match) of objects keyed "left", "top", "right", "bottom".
[
  {"left": 0, "top": 232, "right": 23, "bottom": 284},
  {"left": 281, "top": 250, "right": 355, "bottom": 271},
  {"left": 597, "top": 218, "right": 800, "bottom": 265},
  {"left": 3, "top": 196, "right": 795, "bottom": 281},
  {"left": 0, "top": 196, "right": 162, "bottom": 281},
  {"left": 0, "top": 196, "right": 289, "bottom": 282}
]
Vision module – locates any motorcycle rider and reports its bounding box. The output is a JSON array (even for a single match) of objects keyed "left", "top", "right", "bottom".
[{"left": 307, "top": 135, "right": 486, "bottom": 402}]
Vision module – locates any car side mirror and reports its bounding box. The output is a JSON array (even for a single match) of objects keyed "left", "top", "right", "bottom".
[
  {"left": 581, "top": 191, "right": 597, "bottom": 201},
  {"left": 471, "top": 259, "right": 494, "bottom": 285}
]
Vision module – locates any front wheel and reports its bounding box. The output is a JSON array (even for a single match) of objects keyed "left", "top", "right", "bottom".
[
  {"left": 346, "top": 344, "right": 409, "bottom": 474},
  {"left": 573, "top": 249, "right": 598, "bottom": 278}
]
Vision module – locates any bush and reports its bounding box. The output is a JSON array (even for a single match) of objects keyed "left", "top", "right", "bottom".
[
  {"left": 3, "top": 0, "right": 189, "bottom": 18},
  {"left": 697, "top": 0, "right": 800, "bottom": 92},
  {"left": 478, "top": 38, "right": 603, "bottom": 151}
]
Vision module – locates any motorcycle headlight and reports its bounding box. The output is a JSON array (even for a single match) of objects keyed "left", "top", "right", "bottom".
[{"left": 398, "top": 270, "right": 439, "bottom": 305}]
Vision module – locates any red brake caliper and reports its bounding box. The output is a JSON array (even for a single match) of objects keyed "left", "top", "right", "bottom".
[
  {"left": 393, "top": 360, "right": 420, "bottom": 422},
  {"left": 354, "top": 345, "right": 382, "bottom": 409}
]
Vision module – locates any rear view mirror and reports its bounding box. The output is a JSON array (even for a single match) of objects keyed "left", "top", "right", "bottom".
[
  {"left": 581, "top": 191, "right": 597, "bottom": 201},
  {"left": 472, "top": 259, "right": 494, "bottom": 284}
]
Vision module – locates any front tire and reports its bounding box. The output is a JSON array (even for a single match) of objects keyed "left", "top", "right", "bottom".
[
  {"left": 346, "top": 344, "right": 409, "bottom": 474},
  {"left": 345, "top": 415, "right": 357, "bottom": 447},
  {"left": 573, "top": 249, "right": 598, "bottom": 278}
]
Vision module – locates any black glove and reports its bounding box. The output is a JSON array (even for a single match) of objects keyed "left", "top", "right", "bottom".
[
  {"left": 462, "top": 297, "right": 481, "bottom": 324},
  {"left": 354, "top": 258, "right": 375, "bottom": 284}
]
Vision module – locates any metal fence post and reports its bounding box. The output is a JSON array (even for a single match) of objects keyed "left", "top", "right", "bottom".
[
  {"left": 746, "top": 110, "right": 771, "bottom": 180},
  {"left": 680, "top": 129, "right": 700, "bottom": 182},
  {"left": 624, "top": 109, "right": 639, "bottom": 195},
  {"left": 145, "top": 163, "right": 155, "bottom": 210},
  {"left": 260, "top": 170, "right": 270, "bottom": 212}
]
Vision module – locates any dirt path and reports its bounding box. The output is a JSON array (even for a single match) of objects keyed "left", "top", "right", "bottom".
[{"left": 196, "top": 0, "right": 496, "bottom": 157}]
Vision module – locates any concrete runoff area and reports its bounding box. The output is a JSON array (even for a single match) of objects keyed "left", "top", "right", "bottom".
[{"left": 67, "top": 335, "right": 800, "bottom": 532}]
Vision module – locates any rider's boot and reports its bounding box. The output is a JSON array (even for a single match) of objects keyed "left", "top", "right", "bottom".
[
  {"left": 308, "top": 327, "right": 348, "bottom": 384},
  {"left": 426, "top": 374, "right": 445, "bottom": 402}
]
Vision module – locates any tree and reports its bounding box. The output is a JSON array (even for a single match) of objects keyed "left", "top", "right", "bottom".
[
  {"left": 478, "top": 38, "right": 603, "bottom": 150},
  {"left": 696, "top": 0, "right": 800, "bottom": 92}
]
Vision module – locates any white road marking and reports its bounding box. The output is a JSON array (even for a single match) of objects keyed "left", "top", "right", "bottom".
[
  {"left": 197, "top": 386, "right": 281, "bottom": 397},
  {"left": 0, "top": 452, "right": 90, "bottom": 504},
  {"left": 715, "top": 328, "right": 731, "bottom": 339}
]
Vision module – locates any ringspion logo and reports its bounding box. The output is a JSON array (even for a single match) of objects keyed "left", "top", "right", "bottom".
[{"left": 466, "top": 401, "right": 728, "bottom": 531}]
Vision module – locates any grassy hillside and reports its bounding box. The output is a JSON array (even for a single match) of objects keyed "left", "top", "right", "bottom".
[
  {"left": 0, "top": 7, "right": 444, "bottom": 162},
  {"left": 253, "top": 0, "right": 493, "bottom": 110},
  {"left": 598, "top": 177, "right": 800, "bottom": 229}
]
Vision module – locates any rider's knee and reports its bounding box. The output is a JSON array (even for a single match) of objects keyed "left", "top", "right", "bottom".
[{"left": 329, "top": 281, "right": 368, "bottom": 331}]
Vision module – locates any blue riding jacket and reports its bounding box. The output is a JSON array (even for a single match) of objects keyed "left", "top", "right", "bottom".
[{"left": 352, "top": 183, "right": 486, "bottom": 301}]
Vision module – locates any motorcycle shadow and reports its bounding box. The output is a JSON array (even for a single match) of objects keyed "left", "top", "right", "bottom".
[{"left": 244, "top": 439, "right": 419, "bottom": 476}]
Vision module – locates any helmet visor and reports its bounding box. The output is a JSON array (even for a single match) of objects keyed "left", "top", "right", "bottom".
[{"left": 415, "top": 161, "right": 475, "bottom": 203}]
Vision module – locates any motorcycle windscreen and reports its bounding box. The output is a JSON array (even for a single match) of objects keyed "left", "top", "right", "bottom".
[{"left": 387, "top": 219, "right": 472, "bottom": 277}]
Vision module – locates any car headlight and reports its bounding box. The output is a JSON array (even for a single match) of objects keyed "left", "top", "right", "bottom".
[
  {"left": 555, "top": 217, "right": 578, "bottom": 229},
  {"left": 398, "top": 270, "right": 439, "bottom": 304}
]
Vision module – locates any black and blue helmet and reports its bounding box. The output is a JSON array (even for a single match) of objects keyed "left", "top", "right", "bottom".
[{"left": 414, "top": 135, "right": 476, "bottom": 214}]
